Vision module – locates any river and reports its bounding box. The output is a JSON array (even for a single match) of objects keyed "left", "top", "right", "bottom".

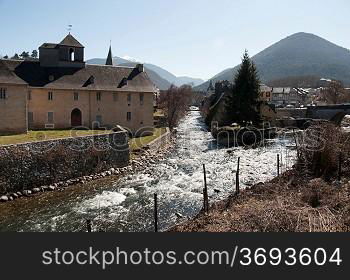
[{"left": 0, "top": 110, "right": 296, "bottom": 232}]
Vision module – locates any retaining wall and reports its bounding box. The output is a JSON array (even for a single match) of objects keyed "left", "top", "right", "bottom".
[
  {"left": 0, "top": 131, "right": 129, "bottom": 195},
  {"left": 145, "top": 128, "right": 171, "bottom": 151}
]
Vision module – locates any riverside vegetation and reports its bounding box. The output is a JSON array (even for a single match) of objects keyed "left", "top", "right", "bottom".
[{"left": 171, "top": 122, "right": 350, "bottom": 232}]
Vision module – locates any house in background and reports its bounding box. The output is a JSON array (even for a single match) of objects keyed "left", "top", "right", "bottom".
[
  {"left": 0, "top": 34, "right": 157, "bottom": 136},
  {"left": 259, "top": 84, "right": 272, "bottom": 102},
  {"left": 270, "top": 87, "right": 308, "bottom": 107}
]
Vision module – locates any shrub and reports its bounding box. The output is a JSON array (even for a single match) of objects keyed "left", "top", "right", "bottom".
[{"left": 295, "top": 122, "right": 342, "bottom": 180}]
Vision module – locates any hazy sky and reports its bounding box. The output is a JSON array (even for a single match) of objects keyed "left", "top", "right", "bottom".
[{"left": 1, "top": 0, "right": 349, "bottom": 80}]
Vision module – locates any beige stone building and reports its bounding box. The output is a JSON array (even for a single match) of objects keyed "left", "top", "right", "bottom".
[{"left": 0, "top": 34, "right": 157, "bottom": 136}]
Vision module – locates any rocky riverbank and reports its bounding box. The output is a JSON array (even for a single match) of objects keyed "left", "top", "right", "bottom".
[{"left": 0, "top": 134, "right": 176, "bottom": 204}]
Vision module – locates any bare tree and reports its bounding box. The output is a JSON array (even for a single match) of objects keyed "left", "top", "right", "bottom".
[
  {"left": 321, "top": 80, "right": 346, "bottom": 104},
  {"left": 158, "top": 85, "right": 192, "bottom": 130}
]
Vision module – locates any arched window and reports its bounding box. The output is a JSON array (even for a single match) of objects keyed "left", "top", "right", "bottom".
[{"left": 69, "top": 48, "right": 75, "bottom": 61}]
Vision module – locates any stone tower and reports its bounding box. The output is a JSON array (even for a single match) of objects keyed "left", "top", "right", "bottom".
[{"left": 39, "top": 33, "right": 85, "bottom": 68}]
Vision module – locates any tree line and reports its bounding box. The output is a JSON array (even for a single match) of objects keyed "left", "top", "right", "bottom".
[{"left": 1, "top": 50, "right": 38, "bottom": 60}]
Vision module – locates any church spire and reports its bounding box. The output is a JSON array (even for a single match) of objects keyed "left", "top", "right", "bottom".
[{"left": 106, "top": 44, "right": 113, "bottom": 66}]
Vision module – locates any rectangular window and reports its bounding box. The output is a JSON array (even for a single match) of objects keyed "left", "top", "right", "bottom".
[
  {"left": 140, "top": 93, "right": 144, "bottom": 105},
  {"left": 28, "top": 112, "right": 34, "bottom": 126},
  {"left": 0, "top": 88, "right": 7, "bottom": 99},
  {"left": 48, "top": 91, "right": 53, "bottom": 101},
  {"left": 74, "top": 92, "right": 79, "bottom": 101},
  {"left": 47, "top": 112, "right": 54, "bottom": 124},
  {"left": 96, "top": 92, "right": 101, "bottom": 101},
  {"left": 113, "top": 92, "right": 118, "bottom": 102},
  {"left": 28, "top": 90, "right": 32, "bottom": 100},
  {"left": 127, "top": 112, "right": 131, "bottom": 121},
  {"left": 96, "top": 115, "right": 102, "bottom": 125},
  {"left": 127, "top": 93, "right": 131, "bottom": 103}
]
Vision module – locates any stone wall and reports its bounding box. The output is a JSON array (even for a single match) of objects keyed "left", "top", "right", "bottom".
[
  {"left": 145, "top": 128, "right": 171, "bottom": 151},
  {"left": 276, "top": 108, "right": 307, "bottom": 119},
  {"left": 0, "top": 131, "right": 129, "bottom": 195}
]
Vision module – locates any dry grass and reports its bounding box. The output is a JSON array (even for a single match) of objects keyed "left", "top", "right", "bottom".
[
  {"left": 154, "top": 109, "right": 165, "bottom": 117},
  {"left": 295, "top": 122, "right": 350, "bottom": 180},
  {"left": 170, "top": 170, "right": 350, "bottom": 232}
]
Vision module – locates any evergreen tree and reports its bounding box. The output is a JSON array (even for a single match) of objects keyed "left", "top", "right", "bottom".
[
  {"left": 11, "top": 53, "right": 20, "bottom": 59},
  {"left": 3, "top": 55, "right": 8, "bottom": 59},
  {"left": 226, "top": 50, "right": 261, "bottom": 126},
  {"left": 207, "top": 80, "right": 214, "bottom": 91},
  {"left": 31, "top": 50, "right": 38, "bottom": 58},
  {"left": 20, "top": 51, "right": 30, "bottom": 59}
]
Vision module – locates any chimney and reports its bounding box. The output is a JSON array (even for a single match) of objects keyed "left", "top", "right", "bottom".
[{"left": 136, "top": 63, "right": 144, "bottom": 73}]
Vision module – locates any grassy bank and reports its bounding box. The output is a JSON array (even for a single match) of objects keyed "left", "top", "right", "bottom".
[
  {"left": 129, "top": 128, "right": 167, "bottom": 151},
  {"left": 0, "top": 127, "right": 168, "bottom": 150},
  {"left": 0, "top": 130, "right": 112, "bottom": 146}
]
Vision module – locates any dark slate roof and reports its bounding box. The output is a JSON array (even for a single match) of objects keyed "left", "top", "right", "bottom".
[
  {"left": 0, "top": 60, "right": 28, "bottom": 85},
  {"left": 59, "top": 34, "right": 84, "bottom": 48},
  {"left": 39, "top": 43, "right": 58, "bottom": 49},
  {"left": 0, "top": 59, "right": 157, "bottom": 92}
]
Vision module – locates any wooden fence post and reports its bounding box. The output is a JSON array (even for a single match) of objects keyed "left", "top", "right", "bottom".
[
  {"left": 338, "top": 153, "right": 342, "bottom": 182},
  {"left": 86, "top": 219, "right": 92, "bottom": 232},
  {"left": 154, "top": 193, "right": 158, "bottom": 232},
  {"left": 203, "top": 164, "right": 209, "bottom": 213},
  {"left": 236, "top": 157, "right": 240, "bottom": 195}
]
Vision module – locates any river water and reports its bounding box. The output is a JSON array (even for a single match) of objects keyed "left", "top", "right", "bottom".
[{"left": 0, "top": 111, "right": 296, "bottom": 232}]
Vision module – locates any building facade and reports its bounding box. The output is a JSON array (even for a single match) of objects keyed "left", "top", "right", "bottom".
[
  {"left": 270, "top": 87, "right": 308, "bottom": 107},
  {"left": 0, "top": 34, "right": 157, "bottom": 135},
  {"left": 259, "top": 84, "right": 272, "bottom": 102}
]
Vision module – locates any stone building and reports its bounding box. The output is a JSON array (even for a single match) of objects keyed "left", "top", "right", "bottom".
[
  {"left": 259, "top": 84, "right": 272, "bottom": 102},
  {"left": 0, "top": 34, "right": 157, "bottom": 135},
  {"left": 270, "top": 87, "right": 308, "bottom": 107}
]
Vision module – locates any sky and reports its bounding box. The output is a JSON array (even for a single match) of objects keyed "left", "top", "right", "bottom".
[{"left": 1, "top": 0, "right": 350, "bottom": 80}]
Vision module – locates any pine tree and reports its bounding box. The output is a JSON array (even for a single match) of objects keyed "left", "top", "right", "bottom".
[
  {"left": 31, "top": 50, "right": 38, "bottom": 58},
  {"left": 20, "top": 51, "right": 30, "bottom": 59},
  {"left": 226, "top": 50, "right": 261, "bottom": 126},
  {"left": 207, "top": 80, "right": 214, "bottom": 92}
]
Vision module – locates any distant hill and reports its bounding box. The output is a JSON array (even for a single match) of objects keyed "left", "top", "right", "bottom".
[
  {"left": 176, "top": 76, "right": 205, "bottom": 87},
  {"left": 267, "top": 75, "right": 323, "bottom": 88},
  {"left": 87, "top": 56, "right": 204, "bottom": 89},
  {"left": 87, "top": 57, "right": 171, "bottom": 90},
  {"left": 119, "top": 62, "right": 172, "bottom": 90},
  {"left": 196, "top": 32, "right": 350, "bottom": 91}
]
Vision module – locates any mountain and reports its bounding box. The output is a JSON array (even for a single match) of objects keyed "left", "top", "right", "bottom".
[
  {"left": 176, "top": 76, "right": 206, "bottom": 87},
  {"left": 119, "top": 62, "right": 172, "bottom": 90},
  {"left": 196, "top": 32, "right": 350, "bottom": 91},
  {"left": 142, "top": 63, "right": 204, "bottom": 86},
  {"left": 87, "top": 56, "right": 131, "bottom": 66},
  {"left": 86, "top": 57, "right": 171, "bottom": 90},
  {"left": 87, "top": 56, "right": 204, "bottom": 89}
]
